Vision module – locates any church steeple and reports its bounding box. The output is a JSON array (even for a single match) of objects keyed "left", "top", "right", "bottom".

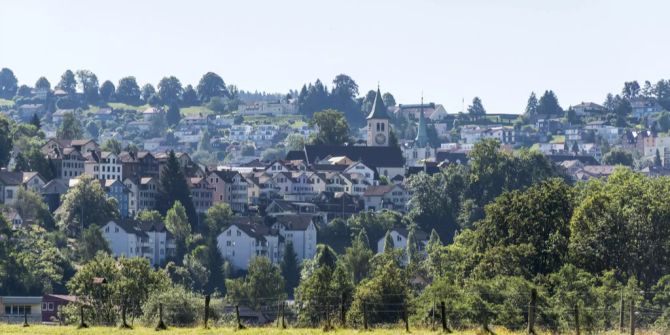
[
  {"left": 367, "top": 86, "right": 390, "bottom": 120},
  {"left": 415, "top": 95, "right": 429, "bottom": 148},
  {"left": 367, "top": 84, "right": 390, "bottom": 146}
]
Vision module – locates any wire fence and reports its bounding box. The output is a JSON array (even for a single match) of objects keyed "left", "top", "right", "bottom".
[{"left": 7, "top": 292, "right": 670, "bottom": 333}]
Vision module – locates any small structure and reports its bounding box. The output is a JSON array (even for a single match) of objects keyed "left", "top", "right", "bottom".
[
  {"left": 0, "top": 296, "right": 42, "bottom": 324},
  {"left": 41, "top": 294, "right": 77, "bottom": 323}
]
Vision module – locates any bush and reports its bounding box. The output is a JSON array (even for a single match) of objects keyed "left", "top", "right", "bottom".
[{"left": 142, "top": 285, "right": 220, "bottom": 327}]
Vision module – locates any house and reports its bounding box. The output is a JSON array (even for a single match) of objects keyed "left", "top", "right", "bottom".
[
  {"left": 188, "top": 177, "right": 214, "bottom": 214},
  {"left": 392, "top": 102, "right": 448, "bottom": 121},
  {"left": 2, "top": 210, "right": 23, "bottom": 229},
  {"left": 101, "top": 219, "right": 175, "bottom": 266},
  {"left": 124, "top": 177, "right": 159, "bottom": 216},
  {"left": 631, "top": 98, "right": 664, "bottom": 119},
  {"left": 17, "top": 104, "right": 45, "bottom": 122},
  {"left": 84, "top": 151, "right": 123, "bottom": 181},
  {"left": 0, "top": 171, "right": 22, "bottom": 205},
  {"left": 92, "top": 108, "right": 116, "bottom": 122},
  {"left": 51, "top": 109, "right": 74, "bottom": 125},
  {"left": 21, "top": 172, "right": 45, "bottom": 192},
  {"left": 142, "top": 107, "right": 163, "bottom": 121},
  {"left": 571, "top": 102, "right": 606, "bottom": 117},
  {"left": 217, "top": 222, "right": 280, "bottom": 271},
  {"left": 376, "top": 227, "right": 429, "bottom": 256},
  {"left": 41, "top": 294, "right": 77, "bottom": 323},
  {"left": 272, "top": 215, "right": 318, "bottom": 261},
  {"left": 41, "top": 179, "right": 68, "bottom": 212},
  {"left": 0, "top": 296, "right": 43, "bottom": 323},
  {"left": 363, "top": 184, "right": 410, "bottom": 212},
  {"left": 265, "top": 200, "right": 318, "bottom": 217},
  {"left": 103, "top": 179, "right": 130, "bottom": 218},
  {"left": 460, "top": 125, "right": 516, "bottom": 145},
  {"left": 118, "top": 151, "right": 159, "bottom": 180}
]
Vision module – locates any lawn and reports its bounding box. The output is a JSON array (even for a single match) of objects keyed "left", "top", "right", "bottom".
[
  {"left": 0, "top": 325, "right": 518, "bottom": 335},
  {"left": 181, "top": 106, "right": 214, "bottom": 117},
  {"left": 107, "top": 102, "right": 150, "bottom": 112},
  {"left": 0, "top": 98, "right": 15, "bottom": 108}
]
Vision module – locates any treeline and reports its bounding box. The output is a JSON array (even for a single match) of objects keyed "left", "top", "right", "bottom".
[{"left": 0, "top": 67, "right": 242, "bottom": 113}]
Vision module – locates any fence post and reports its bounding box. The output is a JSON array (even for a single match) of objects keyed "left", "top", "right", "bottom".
[
  {"left": 619, "top": 289, "right": 624, "bottom": 333},
  {"left": 204, "top": 295, "right": 210, "bottom": 329},
  {"left": 23, "top": 307, "right": 28, "bottom": 327},
  {"left": 236, "top": 305, "right": 245, "bottom": 329},
  {"left": 155, "top": 303, "right": 166, "bottom": 330},
  {"left": 78, "top": 305, "right": 88, "bottom": 329},
  {"left": 276, "top": 300, "right": 281, "bottom": 328},
  {"left": 441, "top": 301, "right": 450, "bottom": 333},
  {"left": 363, "top": 300, "right": 368, "bottom": 331},
  {"left": 281, "top": 301, "right": 286, "bottom": 329},
  {"left": 341, "top": 292, "right": 346, "bottom": 326},
  {"left": 120, "top": 301, "right": 131, "bottom": 329},
  {"left": 58, "top": 305, "right": 63, "bottom": 326},
  {"left": 527, "top": 288, "right": 537, "bottom": 334},
  {"left": 629, "top": 299, "right": 635, "bottom": 335},
  {"left": 431, "top": 301, "right": 436, "bottom": 331},
  {"left": 574, "top": 304, "right": 580, "bottom": 335},
  {"left": 402, "top": 302, "right": 409, "bottom": 332},
  {"left": 325, "top": 302, "right": 331, "bottom": 331}
]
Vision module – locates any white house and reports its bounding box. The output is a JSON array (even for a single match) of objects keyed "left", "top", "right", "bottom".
[
  {"left": 376, "top": 227, "right": 429, "bottom": 256},
  {"left": 271, "top": 215, "right": 318, "bottom": 261},
  {"left": 363, "top": 184, "right": 410, "bottom": 212},
  {"left": 84, "top": 151, "right": 123, "bottom": 181},
  {"left": 217, "top": 222, "right": 280, "bottom": 271},
  {"left": 101, "top": 219, "right": 174, "bottom": 266}
]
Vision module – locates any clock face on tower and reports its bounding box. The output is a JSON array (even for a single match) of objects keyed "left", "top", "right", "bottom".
[{"left": 375, "top": 133, "right": 387, "bottom": 145}]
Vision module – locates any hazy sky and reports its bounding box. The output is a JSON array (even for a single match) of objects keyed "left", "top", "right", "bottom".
[{"left": 1, "top": 0, "right": 669, "bottom": 114}]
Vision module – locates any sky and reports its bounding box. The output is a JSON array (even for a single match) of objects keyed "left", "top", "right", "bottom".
[{"left": 1, "top": 0, "right": 669, "bottom": 114}]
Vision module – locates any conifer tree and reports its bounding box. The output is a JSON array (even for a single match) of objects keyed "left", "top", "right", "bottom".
[
  {"left": 281, "top": 241, "right": 300, "bottom": 296},
  {"left": 157, "top": 150, "right": 197, "bottom": 227}
]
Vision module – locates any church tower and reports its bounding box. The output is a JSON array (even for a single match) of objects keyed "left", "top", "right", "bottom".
[
  {"left": 415, "top": 97, "right": 429, "bottom": 148},
  {"left": 367, "top": 86, "right": 390, "bottom": 147}
]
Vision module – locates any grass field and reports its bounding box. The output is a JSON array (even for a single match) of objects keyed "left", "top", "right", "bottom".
[
  {"left": 107, "top": 102, "right": 150, "bottom": 112},
  {"left": 0, "top": 325, "right": 516, "bottom": 335},
  {"left": 181, "top": 106, "right": 215, "bottom": 116},
  {"left": 0, "top": 98, "right": 15, "bottom": 108}
]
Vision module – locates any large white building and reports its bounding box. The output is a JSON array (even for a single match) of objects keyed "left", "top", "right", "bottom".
[{"left": 101, "top": 219, "right": 175, "bottom": 266}]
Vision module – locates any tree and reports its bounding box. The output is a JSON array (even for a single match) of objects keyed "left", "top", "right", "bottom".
[
  {"left": 55, "top": 175, "right": 119, "bottom": 236},
  {"left": 16, "top": 85, "right": 31, "bottom": 98},
  {"left": 537, "top": 90, "right": 563, "bottom": 118},
  {"left": 347, "top": 260, "right": 409, "bottom": 325},
  {"left": 76, "top": 70, "right": 99, "bottom": 105},
  {"left": 0, "top": 68, "right": 18, "bottom": 99},
  {"left": 0, "top": 115, "right": 12, "bottom": 167},
  {"left": 622, "top": 81, "right": 640, "bottom": 100},
  {"left": 158, "top": 76, "right": 183, "bottom": 105},
  {"left": 340, "top": 229, "right": 374, "bottom": 284},
  {"left": 181, "top": 84, "right": 199, "bottom": 107},
  {"left": 156, "top": 151, "right": 197, "bottom": 226},
  {"left": 67, "top": 253, "right": 169, "bottom": 325},
  {"left": 281, "top": 241, "right": 300, "bottom": 296},
  {"left": 102, "top": 139, "right": 122, "bottom": 155},
  {"left": 225, "top": 257, "right": 285, "bottom": 309},
  {"left": 57, "top": 112, "right": 83, "bottom": 140},
  {"left": 468, "top": 97, "right": 486, "bottom": 120},
  {"left": 116, "top": 76, "right": 141, "bottom": 105},
  {"left": 165, "top": 201, "right": 191, "bottom": 263},
  {"left": 99, "top": 80, "right": 115, "bottom": 102},
  {"left": 11, "top": 187, "right": 54, "bottom": 229},
  {"left": 76, "top": 224, "right": 111, "bottom": 262},
  {"left": 383, "top": 230, "right": 395, "bottom": 252},
  {"left": 141, "top": 83, "right": 156, "bottom": 103},
  {"left": 655, "top": 149, "right": 663, "bottom": 167},
  {"left": 204, "top": 203, "right": 233, "bottom": 236},
  {"left": 601, "top": 148, "right": 633, "bottom": 166},
  {"left": 197, "top": 72, "right": 228, "bottom": 102},
  {"left": 57, "top": 70, "right": 77, "bottom": 95},
  {"left": 285, "top": 133, "right": 305, "bottom": 151},
  {"left": 35, "top": 77, "right": 50, "bottom": 91},
  {"left": 166, "top": 102, "right": 181, "bottom": 126},
  {"left": 204, "top": 235, "right": 225, "bottom": 294},
  {"left": 30, "top": 113, "right": 41, "bottom": 129},
  {"left": 382, "top": 92, "right": 396, "bottom": 107},
  {"left": 309, "top": 109, "right": 351, "bottom": 145},
  {"left": 524, "top": 92, "right": 538, "bottom": 118},
  {"left": 86, "top": 121, "right": 99, "bottom": 139},
  {"left": 331, "top": 74, "right": 362, "bottom": 125}
]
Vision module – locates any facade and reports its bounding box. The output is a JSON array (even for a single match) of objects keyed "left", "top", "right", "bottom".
[
  {"left": 217, "top": 223, "right": 280, "bottom": 271},
  {"left": 0, "top": 296, "right": 42, "bottom": 323},
  {"left": 271, "top": 215, "right": 318, "bottom": 261},
  {"left": 101, "top": 219, "right": 174, "bottom": 266},
  {"left": 363, "top": 184, "right": 410, "bottom": 212},
  {"left": 84, "top": 151, "right": 123, "bottom": 181},
  {"left": 0, "top": 172, "right": 21, "bottom": 205},
  {"left": 189, "top": 177, "right": 214, "bottom": 214},
  {"left": 103, "top": 179, "right": 130, "bottom": 218},
  {"left": 367, "top": 88, "right": 390, "bottom": 147}
]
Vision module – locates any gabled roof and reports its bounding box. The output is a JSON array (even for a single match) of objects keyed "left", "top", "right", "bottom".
[
  {"left": 296, "top": 145, "right": 404, "bottom": 168},
  {"left": 274, "top": 214, "right": 314, "bottom": 231},
  {"left": 363, "top": 184, "right": 405, "bottom": 196},
  {"left": 0, "top": 171, "right": 23, "bottom": 186},
  {"left": 210, "top": 170, "right": 240, "bottom": 183},
  {"left": 367, "top": 87, "right": 390, "bottom": 120}
]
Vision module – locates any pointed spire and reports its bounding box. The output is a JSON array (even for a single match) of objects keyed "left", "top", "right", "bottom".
[
  {"left": 415, "top": 93, "right": 429, "bottom": 148},
  {"left": 367, "top": 85, "right": 390, "bottom": 120}
]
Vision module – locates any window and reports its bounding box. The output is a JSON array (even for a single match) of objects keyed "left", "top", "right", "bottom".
[
  {"left": 397, "top": 235, "right": 401, "bottom": 242},
  {"left": 6, "top": 189, "right": 13, "bottom": 199},
  {"left": 237, "top": 230, "right": 241, "bottom": 237},
  {"left": 105, "top": 226, "right": 110, "bottom": 233},
  {"left": 115, "top": 227, "right": 119, "bottom": 233},
  {"left": 226, "top": 241, "right": 232, "bottom": 246}
]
